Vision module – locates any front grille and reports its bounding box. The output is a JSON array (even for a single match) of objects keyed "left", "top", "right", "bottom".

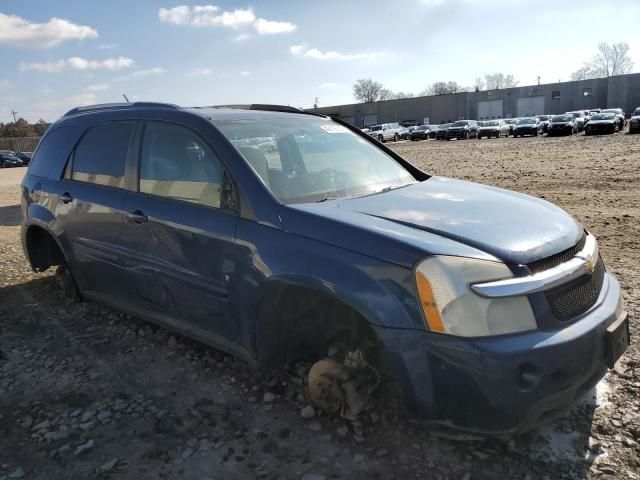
[
  {"left": 528, "top": 233, "right": 587, "bottom": 274},
  {"left": 545, "top": 256, "right": 606, "bottom": 321}
]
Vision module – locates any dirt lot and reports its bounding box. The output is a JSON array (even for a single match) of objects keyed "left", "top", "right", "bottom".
[{"left": 1, "top": 132, "right": 639, "bottom": 480}]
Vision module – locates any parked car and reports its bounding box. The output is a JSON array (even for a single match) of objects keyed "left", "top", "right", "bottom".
[
  {"left": 0, "top": 152, "right": 22, "bottom": 168},
  {"left": 566, "top": 111, "right": 587, "bottom": 132},
  {"left": 513, "top": 117, "right": 543, "bottom": 137},
  {"left": 398, "top": 126, "right": 411, "bottom": 140},
  {"left": 21, "top": 101, "right": 629, "bottom": 435},
  {"left": 629, "top": 107, "right": 640, "bottom": 134},
  {"left": 447, "top": 120, "right": 478, "bottom": 140},
  {"left": 410, "top": 125, "right": 430, "bottom": 141},
  {"left": 588, "top": 109, "right": 602, "bottom": 115},
  {"left": 547, "top": 114, "right": 578, "bottom": 136},
  {"left": 368, "top": 122, "right": 404, "bottom": 143},
  {"left": 477, "top": 120, "right": 509, "bottom": 139},
  {"left": 503, "top": 118, "right": 518, "bottom": 136},
  {"left": 536, "top": 115, "right": 551, "bottom": 133},
  {"left": 15, "top": 151, "right": 33, "bottom": 166},
  {"left": 584, "top": 112, "right": 618, "bottom": 135},
  {"left": 435, "top": 123, "right": 451, "bottom": 140},
  {"left": 601, "top": 108, "right": 626, "bottom": 131}
]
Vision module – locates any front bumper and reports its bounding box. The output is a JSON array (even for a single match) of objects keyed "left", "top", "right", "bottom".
[{"left": 374, "top": 271, "right": 626, "bottom": 435}]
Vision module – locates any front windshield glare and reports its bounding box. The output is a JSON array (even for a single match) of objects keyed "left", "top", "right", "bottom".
[
  {"left": 518, "top": 118, "right": 535, "bottom": 125},
  {"left": 213, "top": 116, "right": 417, "bottom": 204}
]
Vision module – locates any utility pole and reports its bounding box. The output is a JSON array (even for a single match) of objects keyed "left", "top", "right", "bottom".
[
  {"left": 313, "top": 97, "right": 319, "bottom": 109},
  {"left": 537, "top": 76, "right": 541, "bottom": 86},
  {"left": 10, "top": 110, "right": 17, "bottom": 122}
]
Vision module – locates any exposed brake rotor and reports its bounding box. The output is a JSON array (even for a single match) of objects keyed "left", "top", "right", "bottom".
[{"left": 307, "top": 347, "right": 380, "bottom": 421}]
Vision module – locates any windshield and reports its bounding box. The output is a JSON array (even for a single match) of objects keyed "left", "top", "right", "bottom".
[
  {"left": 602, "top": 109, "right": 621, "bottom": 114},
  {"left": 569, "top": 112, "right": 583, "bottom": 118},
  {"left": 633, "top": 109, "right": 640, "bottom": 116},
  {"left": 369, "top": 125, "right": 381, "bottom": 131},
  {"left": 552, "top": 115, "right": 572, "bottom": 122},
  {"left": 452, "top": 120, "right": 468, "bottom": 127},
  {"left": 517, "top": 118, "right": 536, "bottom": 125},
  {"left": 592, "top": 113, "right": 615, "bottom": 120},
  {"left": 537, "top": 116, "right": 549, "bottom": 121},
  {"left": 213, "top": 116, "right": 417, "bottom": 204},
  {"left": 416, "top": 125, "right": 427, "bottom": 130},
  {"left": 483, "top": 121, "right": 499, "bottom": 126}
]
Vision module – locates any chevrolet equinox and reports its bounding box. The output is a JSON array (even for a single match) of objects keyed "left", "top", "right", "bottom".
[{"left": 21, "top": 102, "right": 630, "bottom": 435}]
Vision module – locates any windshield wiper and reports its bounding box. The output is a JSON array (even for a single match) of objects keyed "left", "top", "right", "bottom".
[{"left": 316, "top": 195, "right": 339, "bottom": 203}]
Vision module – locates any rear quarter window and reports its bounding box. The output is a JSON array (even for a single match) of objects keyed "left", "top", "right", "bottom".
[{"left": 28, "top": 125, "right": 83, "bottom": 179}]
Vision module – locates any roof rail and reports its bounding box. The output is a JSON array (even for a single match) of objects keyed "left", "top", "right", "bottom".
[
  {"left": 197, "top": 104, "right": 307, "bottom": 114},
  {"left": 62, "top": 102, "right": 180, "bottom": 118}
]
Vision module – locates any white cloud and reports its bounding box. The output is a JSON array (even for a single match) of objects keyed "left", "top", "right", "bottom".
[
  {"left": 320, "top": 82, "right": 340, "bottom": 89},
  {"left": 86, "top": 83, "right": 110, "bottom": 92},
  {"left": 0, "top": 12, "right": 97, "bottom": 48},
  {"left": 19, "top": 56, "right": 134, "bottom": 72},
  {"left": 186, "top": 68, "right": 214, "bottom": 77},
  {"left": 98, "top": 43, "right": 117, "bottom": 50},
  {"left": 240, "top": 71, "right": 251, "bottom": 76},
  {"left": 253, "top": 18, "right": 296, "bottom": 35},
  {"left": 291, "top": 45, "right": 376, "bottom": 61},
  {"left": 159, "top": 5, "right": 296, "bottom": 35},
  {"left": 131, "top": 67, "right": 167, "bottom": 77},
  {"left": 0, "top": 79, "right": 10, "bottom": 89}
]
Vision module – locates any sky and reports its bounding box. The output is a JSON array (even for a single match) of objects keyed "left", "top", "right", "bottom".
[{"left": 1, "top": 0, "right": 639, "bottom": 122}]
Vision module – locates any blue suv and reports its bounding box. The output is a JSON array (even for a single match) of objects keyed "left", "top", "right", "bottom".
[{"left": 21, "top": 102, "right": 629, "bottom": 435}]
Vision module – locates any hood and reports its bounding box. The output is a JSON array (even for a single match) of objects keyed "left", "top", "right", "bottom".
[
  {"left": 448, "top": 125, "right": 467, "bottom": 130},
  {"left": 479, "top": 126, "right": 499, "bottom": 130},
  {"left": 551, "top": 122, "right": 570, "bottom": 126},
  {"left": 287, "top": 177, "right": 582, "bottom": 266},
  {"left": 589, "top": 119, "right": 615, "bottom": 125},
  {"left": 516, "top": 123, "right": 536, "bottom": 128}
]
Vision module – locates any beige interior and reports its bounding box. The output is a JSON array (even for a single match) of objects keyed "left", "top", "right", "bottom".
[{"left": 139, "top": 179, "right": 221, "bottom": 208}]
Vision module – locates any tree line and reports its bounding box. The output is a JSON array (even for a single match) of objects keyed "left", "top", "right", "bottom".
[
  {"left": 0, "top": 118, "right": 50, "bottom": 138},
  {"left": 350, "top": 42, "right": 633, "bottom": 104}
]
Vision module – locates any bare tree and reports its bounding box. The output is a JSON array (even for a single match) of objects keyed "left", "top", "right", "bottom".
[
  {"left": 571, "top": 66, "right": 593, "bottom": 81},
  {"left": 422, "top": 81, "right": 460, "bottom": 95},
  {"left": 392, "top": 91, "right": 414, "bottom": 100},
  {"left": 483, "top": 73, "right": 519, "bottom": 90},
  {"left": 353, "top": 78, "right": 387, "bottom": 103},
  {"left": 473, "top": 77, "right": 485, "bottom": 91},
  {"left": 572, "top": 42, "right": 634, "bottom": 80}
]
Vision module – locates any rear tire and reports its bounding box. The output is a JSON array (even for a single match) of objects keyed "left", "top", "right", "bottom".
[
  {"left": 378, "top": 135, "right": 384, "bottom": 143},
  {"left": 394, "top": 133, "right": 399, "bottom": 142}
]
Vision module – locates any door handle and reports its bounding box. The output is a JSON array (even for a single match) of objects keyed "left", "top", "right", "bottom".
[
  {"left": 59, "top": 192, "right": 73, "bottom": 204},
  {"left": 125, "top": 210, "right": 148, "bottom": 224}
]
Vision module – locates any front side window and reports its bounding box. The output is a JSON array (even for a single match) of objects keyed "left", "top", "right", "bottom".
[
  {"left": 139, "top": 122, "right": 222, "bottom": 209},
  {"left": 72, "top": 122, "right": 133, "bottom": 188},
  {"left": 213, "top": 115, "right": 416, "bottom": 204},
  {"left": 583, "top": 88, "right": 592, "bottom": 96}
]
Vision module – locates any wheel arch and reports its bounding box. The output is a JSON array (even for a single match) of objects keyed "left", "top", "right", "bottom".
[{"left": 252, "top": 274, "right": 382, "bottom": 368}]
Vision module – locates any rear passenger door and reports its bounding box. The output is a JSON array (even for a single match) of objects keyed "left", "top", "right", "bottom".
[
  {"left": 120, "top": 121, "right": 241, "bottom": 343},
  {"left": 55, "top": 121, "right": 135, "bottom": 298}
]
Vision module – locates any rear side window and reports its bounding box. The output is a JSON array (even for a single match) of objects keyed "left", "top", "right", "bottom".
[
  {"left": 139, "top": 122, "right": 222, "bottom": 209},
  {"left": 29, "top": 125, "right": 82, "bottom": 178},
  {"left": 72, "top": 122, "right": 134, "bottom": 188}
]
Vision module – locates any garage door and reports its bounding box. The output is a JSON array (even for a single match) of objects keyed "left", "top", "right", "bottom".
[
  {"left": 363, "top": 114, "right": 378, "bottom": 127},
  {"left": 517, "top": 96, "right": 545, "bottom": 117},
  {"left": 478, "top": 100, "right": 503, "bottom": 119}
]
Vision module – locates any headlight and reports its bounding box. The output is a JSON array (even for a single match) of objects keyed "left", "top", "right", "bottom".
[{"left": 415, "top": 256, "right": 537, "bottom": 337}]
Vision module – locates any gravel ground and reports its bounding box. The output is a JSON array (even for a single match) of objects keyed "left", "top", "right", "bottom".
[{"left": 0, "top": 131, "right": 639, "bottom": 479}]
